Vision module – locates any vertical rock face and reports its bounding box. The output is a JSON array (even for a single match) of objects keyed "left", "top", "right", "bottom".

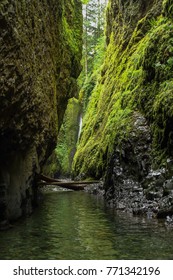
[
  {"left": 74, "top": 0, "right": 173, "bottom": 217},
  {"left": 106, "top": 0, "right": 162, "bottom": 46},
  {"left": 0, "top": 0, "right": 82, "bottom": 224},
  {"left": 55, "top": 97, "right": 82, "bottom": 177}
]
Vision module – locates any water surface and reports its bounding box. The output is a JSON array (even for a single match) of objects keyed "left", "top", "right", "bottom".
[{"left": 0, "top": 191, "right": 172, "bottom": 259}]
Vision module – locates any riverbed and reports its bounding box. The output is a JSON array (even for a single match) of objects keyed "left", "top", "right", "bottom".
[{"left": 0, "top": 191, "right": 172, "bottom": 259}]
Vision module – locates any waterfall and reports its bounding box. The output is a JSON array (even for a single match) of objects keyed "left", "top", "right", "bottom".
[{"left": 77, "top": 114, "right": 83, "bottom": 140}]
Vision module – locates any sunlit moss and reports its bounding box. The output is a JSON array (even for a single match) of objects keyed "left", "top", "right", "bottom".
[
  {"left": 73, "top": 0, "right": 173, "bottom": 178},
  {"left": 55, "top": 98, "right": 81, "bottom": 176},
  {"left": 163, "top": 0, "right": 173, "bottom": 18}
]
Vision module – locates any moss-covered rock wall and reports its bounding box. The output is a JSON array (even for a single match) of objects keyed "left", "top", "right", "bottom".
[
  {"left": 73, "top": 0, "right": 173, "bottom": 218},
  {"left": 55, "top": 98, "right": 81, "bottom": 177},
  {"left": 0, "top": 0, "right": 82, "bottom": 225}
]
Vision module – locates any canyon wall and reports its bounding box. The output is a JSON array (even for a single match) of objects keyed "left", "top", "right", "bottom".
[
  {"left": 73, "top": 0, "right": 173, "bottom": 218},
  {"left": 0, "top": 0, "right": 82, "bottom": 225}
]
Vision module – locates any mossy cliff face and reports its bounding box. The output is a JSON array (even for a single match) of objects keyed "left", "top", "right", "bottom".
[
  {"left": 43, "top": 97, "right": 81, "bottom": 177},
  {"left": 73, "top": 0, "right": 173, "bottom": 217},
  {"left": 0, "top": 0, "right": 82, "bottom": 224},
  {"left": 55, "top": 98, "right": 81, "bottom": 177}
]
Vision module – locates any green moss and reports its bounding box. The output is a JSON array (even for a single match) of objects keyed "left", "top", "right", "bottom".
[
  {"left": 0, "top": 0, "right": 82, "bottom": 171},
  {"left": 163, "top": 0, "right": 173, "bottom": 18},
  {"left": 55, "top": 98, "right": 81, "bottom": 176},
  {"left": 73, "top": 0, "right": 173, "bottom": 178}
]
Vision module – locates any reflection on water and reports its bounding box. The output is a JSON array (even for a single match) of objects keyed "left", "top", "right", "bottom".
[{"left": 0, "top": 191, "right": 172, "bottom": 260}]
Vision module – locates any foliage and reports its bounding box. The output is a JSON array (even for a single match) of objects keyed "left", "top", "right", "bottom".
[
  {"left": 79, "top": 0, "right": 107, "bottom": 104},
  {"left": 73, "top": 0, "right": 173, "bottom": 178},
  {"left": 54, "top": 0, "right": 107, "bottom": 177},
  {"left": 163, "top": 0, "right": 173, "bottom": 18}
]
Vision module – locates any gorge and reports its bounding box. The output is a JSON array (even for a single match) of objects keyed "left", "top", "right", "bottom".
[{"left": 1, "top": 0, "right": 173, "bottom": 232}]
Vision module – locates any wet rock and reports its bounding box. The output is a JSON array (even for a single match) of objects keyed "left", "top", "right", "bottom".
[
  {"left": 146, "top": 191, "right": 157, "bottom": 201},
  {"left": 163, "top": 179, "right": 173, "bottom": 190},
  {"left": 166, "top": 159, "right": 173, "bottom": 175},
  {"left": 117, "top": 203, "right": 126, "bottom": 210},
  {"left": 103, "top": 111, "right": 173, "bottom": 222},
  {"left": 104, "top": 112, "right": 152, "bottom": 214},
  {"left": 84, "top": 181, "right": 104, "bottom": 196},
  {"left": 165, "top": 215, "right": 173, "bottom": 227},
  {"left": 157, "top": 208, "right": 173, "bottom": 219}
]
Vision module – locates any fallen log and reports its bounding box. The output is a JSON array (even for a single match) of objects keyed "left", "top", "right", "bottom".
[
  {"left": 38, "top": 174, "right": 62, "bottom": 183},
  {"left": 38, "top": 174, "right": 99, "bottom": 185},
  {"left": 38, "top": 176, "right": 99, "bottom": 190},
  {"left": 38, "top": 174, "right": 100, "bottom": 191},
  {"left": 40, "top": 182, "right": 87, "bottom": 191}
]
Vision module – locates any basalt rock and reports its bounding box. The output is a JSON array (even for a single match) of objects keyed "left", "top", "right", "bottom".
[
  {"left": 104, "top": 112, "right": 173, "bottom": 217},
  {"left": 0, "top": 0, "right": 82, "bottom": 223}
]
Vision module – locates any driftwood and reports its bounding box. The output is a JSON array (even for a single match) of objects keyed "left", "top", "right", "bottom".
[
  {"left": 39, "top": 174, "right": 62, "bottom": 183},
  {"left": 38, "top": 174, "right": 100, "bottom": 191},
  {"left": 40, "top": 182, "right": 86, "bottom": 191}
]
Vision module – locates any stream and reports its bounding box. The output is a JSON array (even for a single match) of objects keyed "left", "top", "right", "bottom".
[{"left": 0, "top": 190, "right": 173, "bottom": 260}]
